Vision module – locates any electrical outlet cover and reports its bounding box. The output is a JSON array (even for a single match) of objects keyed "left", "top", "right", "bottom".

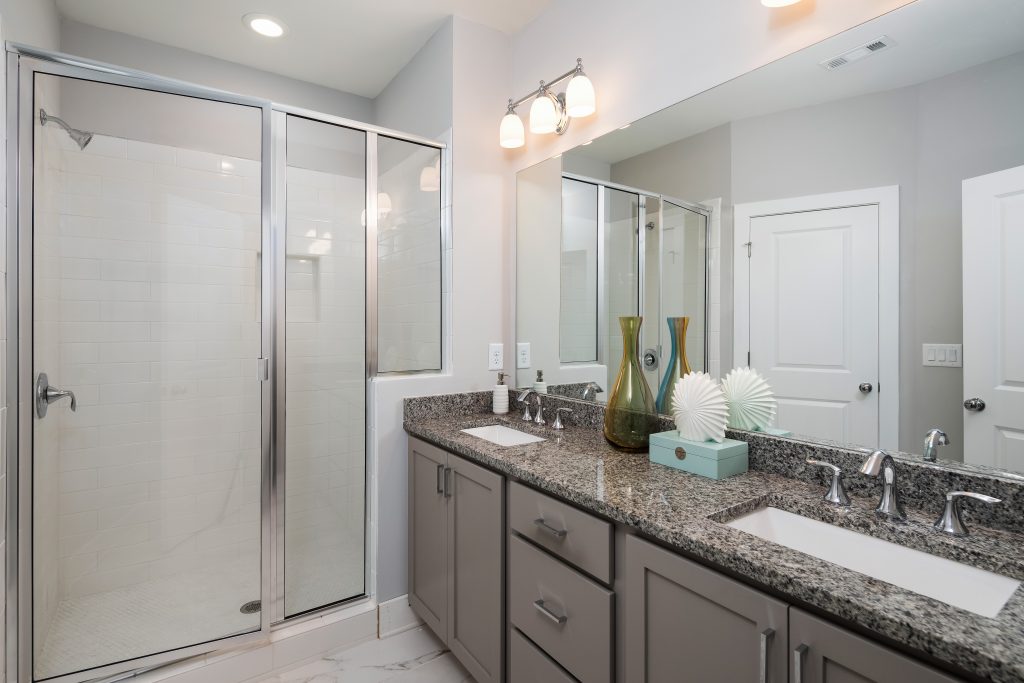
[
  {"left": 488, "top": 343, "right": 504, "bottom": 371},
  {"left": 516, "top": 343, "right": 531, "bottom": 369}
]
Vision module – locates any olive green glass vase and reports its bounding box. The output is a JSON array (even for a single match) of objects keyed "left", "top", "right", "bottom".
[{"left": 603, "top": 316, "right": 658, "bottom": 450}]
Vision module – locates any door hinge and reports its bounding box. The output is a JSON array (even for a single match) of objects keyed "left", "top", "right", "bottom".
[
  {"left": 257, "top": 358, "right": 269, "bottom": 381},
  {"left": 747, "top": 351, "right": 751, "bottom": 366},
  {"left": 744, "top": 241, "right": 752, "bottom": 258}
]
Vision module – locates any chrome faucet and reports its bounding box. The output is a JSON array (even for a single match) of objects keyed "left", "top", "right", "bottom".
[
  {"left": 552, "top": 407, "right": 573, "bottom": 430},
  {"left": 517, "top": 389, "right": 535, "bottom": 422},
  {"left": 933, "top": 491, "right": 1001, "bottom": 536},
  {"left": 533, "top": 395, "right": 546, "bottom": 426},
  {"left": 582, "top": 382, "right": 604, "bottom": 401},
  {"left": 923, "top": 428, "right": 950, "bottom": 462},
  {"left": 805, "top": 458, "right": 850, "bottom": 506},
  {"left": 859, "top": 449, "right": 906, "bottom": 522}
]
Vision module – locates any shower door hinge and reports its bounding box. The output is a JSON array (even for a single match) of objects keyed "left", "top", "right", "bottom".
[
  {"left": 747, "top": 351, "right": 751, "bottom": 366},
  {"left": 744, "top": 241, "right": 752, "bottom": 258},
  {"left": 257, "top": 358, "right": 270, "bottom": 381}
]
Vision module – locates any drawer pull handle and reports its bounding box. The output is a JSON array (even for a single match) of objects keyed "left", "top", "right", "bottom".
[
  {"left": 533, "top": 518, "right": 568, "bottom": 538},
  {"left": 443, "top": 466, "right": 452, "bottom": 498},
  {"left": 793, "top": 644, "right": 808, "bottom": 683},
  {"left": 534, "top": 599, "right": 568, "bottom": 625},
  {"left": 759, "top": 628, "right": 774, "bottom": 683},
  {"left": 436, "top": 464, "right": 444, "bottom": 494}
]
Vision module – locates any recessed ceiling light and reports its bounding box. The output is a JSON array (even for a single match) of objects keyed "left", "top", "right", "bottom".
[
  {"left": 581, "top": 140, "right": 593, "bottom": 146},
  {"left": 244, "top": 13, "right": 286, "bottom": 38}
]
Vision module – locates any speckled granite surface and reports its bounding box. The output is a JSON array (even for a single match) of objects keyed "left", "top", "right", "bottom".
[{"left": 404, "top": 392, "right": 1024, "bottom": 682}]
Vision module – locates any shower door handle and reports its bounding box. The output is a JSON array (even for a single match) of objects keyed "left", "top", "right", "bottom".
[{"left": 35, "top": 372, "right": 77, "bottom": 418}]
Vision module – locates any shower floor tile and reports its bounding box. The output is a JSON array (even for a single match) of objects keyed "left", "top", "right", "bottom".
[{"left": 258, "top": 626, "right": 472, "bottom": 683}]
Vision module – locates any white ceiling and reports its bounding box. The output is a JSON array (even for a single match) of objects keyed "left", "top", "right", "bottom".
[
  {"left": 570, "top": 0, "right": 1024, "bottom": 165},
  {"left": 55, "top": 0, "right": 553, "bottom": 98}
]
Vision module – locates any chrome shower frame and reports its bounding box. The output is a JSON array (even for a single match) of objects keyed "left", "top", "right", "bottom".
[
  {"left": 559, "top": 172, "right": 712, "bottom": 383},
  {"left": 5, "top": 43, "right": 446, "bottom": 683}
]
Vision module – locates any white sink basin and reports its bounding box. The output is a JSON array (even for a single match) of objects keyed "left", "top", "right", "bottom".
[
  {"left": 461, "top": 425, "right": 546, "bottom": 447},
  {"left": 726, "top": 507, "right": 1020, "bottom": 618}
]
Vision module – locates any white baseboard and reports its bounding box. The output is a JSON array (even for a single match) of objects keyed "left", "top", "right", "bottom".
[{"left": 377, "top": 595, "right": 423, "bottom": 638}]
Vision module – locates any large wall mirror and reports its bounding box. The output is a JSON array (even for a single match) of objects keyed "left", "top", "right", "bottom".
[{"left": 515, "top": 0, "right": 1024, "bottom": 474}]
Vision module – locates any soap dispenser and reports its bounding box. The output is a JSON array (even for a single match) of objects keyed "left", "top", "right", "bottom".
[
  {"left": 492, "top": 372, "right": 509, "bottom": 415},
  {"left": 534, "top": 370, "right": 547, "bottom": 394}
]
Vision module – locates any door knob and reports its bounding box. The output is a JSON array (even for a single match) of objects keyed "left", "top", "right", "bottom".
[
  {"left": 858, "top": 382, "right": 873, "bottom": 394},
  {"left": 35, "top": 372, "right": 77, "bottom": 418},
  {"left": 963, "top": 397, "right": 986, "bottom": 412}
]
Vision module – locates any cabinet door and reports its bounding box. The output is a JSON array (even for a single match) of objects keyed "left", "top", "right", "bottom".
[
  {"left": 447, "top": 452, "right": 505, "bottom": 683},
  {"left": 624, "top": 535, "right": 788, "bottom": 682},
  {"left": 789, "top": 609, "right": 963, "bottom": 683},
  {"left": 408, "top": 438, "right": 448, "bottom": 640}
]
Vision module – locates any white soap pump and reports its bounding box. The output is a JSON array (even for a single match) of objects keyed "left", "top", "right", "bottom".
[
  {"left": 492, "top": 372, "right": 509, "bottom": 415},
  {"left": 534, "top": 370, "right": 547, "bottom": 394}
]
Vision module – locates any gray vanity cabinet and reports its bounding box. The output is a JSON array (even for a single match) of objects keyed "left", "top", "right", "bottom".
[
  {"left": 623, "top": 534, "right": 789, "bottom": 683},
  {"left": 788, "top": 609, "right": 962, "bottom": 683},
  {"left": 408, "top": 437, "right": 504, "bottom": 683}
]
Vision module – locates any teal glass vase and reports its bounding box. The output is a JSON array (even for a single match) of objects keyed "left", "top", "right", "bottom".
[{"left": 656, "top": 316, "right": 692, "bottom": 415}]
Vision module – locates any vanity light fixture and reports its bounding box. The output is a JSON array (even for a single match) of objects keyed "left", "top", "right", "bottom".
[
  {"left": 420, "top": 158, "right": 441, "bottom": 192},
  {"left": 499, "top": 58, "right": 596, "bottom": 148},
  {"left": 243, "top": 13, "right": 287, "bottom": 37}
]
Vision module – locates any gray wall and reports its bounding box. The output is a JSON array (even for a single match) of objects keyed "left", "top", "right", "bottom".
[
  {"left": 374, "top": 17, "right": 453, "bottom": 140},
  {"left": 608, "top": 51, "right": 1024, "bottom": 461},
  {"left": 0, "top": 0, "right": 58, "bottom": 49},
  {"left": 59, "top": 19, "right": 374, "bottom": 121}
]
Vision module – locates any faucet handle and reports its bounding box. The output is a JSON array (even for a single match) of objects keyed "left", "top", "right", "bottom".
[
  {"left": 552, "top": 408, "right": 573, "bottom": 430},
  {"left": 805, "top": 458, "right": 851, "bottom": 506},
  {"left": 934, "top": 491, "right": 1000, "bottom": 536}
]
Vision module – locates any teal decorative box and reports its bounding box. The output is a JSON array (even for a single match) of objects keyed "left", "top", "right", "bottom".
[{"left": 649, "top": 430, "right": 748, "bottom": 480}]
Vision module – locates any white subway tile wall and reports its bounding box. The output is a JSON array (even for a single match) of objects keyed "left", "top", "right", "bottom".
[
  {"left": 33, "top": 114, "right": 263, "bottom": 677},
  {"left": 376, "top": 139, "right": 442, "bottom": 373},
  {"left": 284, "top": 162, "right": 366, "bottom": 616}
]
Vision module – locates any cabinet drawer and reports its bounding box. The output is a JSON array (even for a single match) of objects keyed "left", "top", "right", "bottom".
[
  {"left": 508, "top": 481, "right": 613, "bottom": 584},
  {"left": 510, "top": 628, "right": 578, "bottom": 683},
  {"left": 508, "top": 534, "right": 613, "bottom": 683}
]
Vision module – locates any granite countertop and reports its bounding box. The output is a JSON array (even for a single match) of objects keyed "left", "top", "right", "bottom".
[{"left": 404, "top": 404, "right": 1024, "bottom": 683}]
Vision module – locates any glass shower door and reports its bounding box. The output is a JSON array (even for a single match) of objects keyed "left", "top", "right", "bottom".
[
  {"left": 603, "top": 188, "right": 641, "bottom": 393},
  {"left": 282, "top": 115, "right": 366, "bottom": 617},
  {"left": 658, "top": 200, "right": 709, "bottom": 380},
  {"left": 31, "top": 73, "right": 265, "bottom": 680}
]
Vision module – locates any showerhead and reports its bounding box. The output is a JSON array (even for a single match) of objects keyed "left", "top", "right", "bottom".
[{"left": 39, "top": 109, "right": 93, "bottom": 150}]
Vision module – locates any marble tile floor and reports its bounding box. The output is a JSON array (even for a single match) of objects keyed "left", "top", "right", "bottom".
[{"left": 257, "top": 626, "right": 473, "bottom": 683}]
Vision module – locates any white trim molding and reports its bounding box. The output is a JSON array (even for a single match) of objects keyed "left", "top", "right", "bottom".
[{"left": 732, "top": 186, "right": 900, "bottom": 450}]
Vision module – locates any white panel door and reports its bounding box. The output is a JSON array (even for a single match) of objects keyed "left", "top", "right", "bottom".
[
  {"left": 962, "top": 165, "right": 1024, "bottom": 471},
  {"left": 746, "top": 206, "right": 879, "bottom": 446}
]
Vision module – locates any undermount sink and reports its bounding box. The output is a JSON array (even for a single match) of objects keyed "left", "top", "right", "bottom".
[
  {"left": 461, "top": 425, "right": 546, "bottom": 447},
  {"left": 726, "top": 507, "right": 1020, "bottom": 618}
]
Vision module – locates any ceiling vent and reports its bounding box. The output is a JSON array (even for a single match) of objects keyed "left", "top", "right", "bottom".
[{"left": 819, "top": 35, "right": 895, "bottom": 71}]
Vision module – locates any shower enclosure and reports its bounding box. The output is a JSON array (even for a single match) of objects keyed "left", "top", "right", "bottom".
[
  {"left": 6, "top": 47, "right": 444, "bottom": 682},
  {"left": 560, "top": 174, "right": 709, "bottom": 396}
]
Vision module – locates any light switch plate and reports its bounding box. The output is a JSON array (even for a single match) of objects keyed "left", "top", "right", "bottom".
[
  {"left": 516, "top": 343, "right": 531, "bottom": 369},
  {"left": 488, "top": 343, "right": 503, "bottom": 371},
  {"left": 922, "top": 343, "right": 962, "bottom": 367}
]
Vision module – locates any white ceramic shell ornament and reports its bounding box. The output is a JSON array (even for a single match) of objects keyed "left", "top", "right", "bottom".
[
  {"left": 671, "top": 372, "right": 729, "bottom": 443},
  {"left": 722, "top": 367, "right": 777, "bottom": 431}
]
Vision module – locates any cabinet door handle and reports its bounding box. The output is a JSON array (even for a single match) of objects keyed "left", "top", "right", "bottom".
[
  {"left": 436, "top": 464, "right": 444, "bottom": 494},
  {"left": 793, "top": 644, "right": 808, "bottom": 683},
  {"left": 443, "top": 466, "right": 452, "bottom": 498},
  {"left": 533, "top": 599, "right": 567, "bottom": 625},
  {"left": 533, "top": 517, "right": 568, "bottom": 538},
  {"left": 759, "top": 628, "right": 774, "bottom": 683}
]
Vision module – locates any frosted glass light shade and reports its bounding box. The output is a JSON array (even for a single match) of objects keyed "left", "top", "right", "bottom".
[
  {"left": 565, "top": 73, "right": 596, "bottom": 117},
  {"left": 419, "top": 164, "right": 440, "bottom": 192},
  {"left": 377, "top": 192, "right": 392, "bottom": 216},
  {"left": 529, "top": 94, "right": 559, "bottom": 134},
  {"left": 499, "top": 112, "right": 525, "bottom": 148}
]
